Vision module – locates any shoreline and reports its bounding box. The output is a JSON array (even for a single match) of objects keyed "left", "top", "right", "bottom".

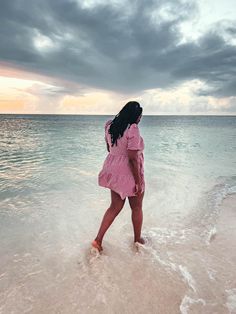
[{"left": 207, "top": 193, "right": 236, "bottom": 313}]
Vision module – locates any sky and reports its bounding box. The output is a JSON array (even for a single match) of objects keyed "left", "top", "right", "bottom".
[{"left": 0, "top": 0, "right": 236, "bottom": 115}]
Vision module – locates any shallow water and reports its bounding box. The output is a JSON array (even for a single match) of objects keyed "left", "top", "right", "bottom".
[{"left": 0, "top": 114, "right": 236, "bottom": 313}]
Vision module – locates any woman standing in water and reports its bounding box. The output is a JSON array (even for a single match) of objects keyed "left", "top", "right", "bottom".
[{"left": 92, "top": 101, "right": 145, "bottom": 252}]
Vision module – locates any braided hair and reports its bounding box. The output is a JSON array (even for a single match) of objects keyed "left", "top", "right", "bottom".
[{"left": 108, "top": 101, "right": 143, "bottom": 147}]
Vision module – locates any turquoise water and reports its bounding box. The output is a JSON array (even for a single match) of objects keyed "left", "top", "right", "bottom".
[{"left": 0, "top": 114, "right": 236, "bottom": 313}]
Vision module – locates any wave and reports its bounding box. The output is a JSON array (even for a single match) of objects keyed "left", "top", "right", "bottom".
[{"left": 199, "top": 175, "right": 236, "bottom": 244}]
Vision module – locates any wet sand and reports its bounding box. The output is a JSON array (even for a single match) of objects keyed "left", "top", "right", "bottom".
[
  {"left": 177, "top": 193, "right": 236, "bottom": 314},
  {"left": 205, "top": 194, "right": 236, "bottom": 314},
  {"left": 0, "top": 194, "right": 236, "bottom": 314}
]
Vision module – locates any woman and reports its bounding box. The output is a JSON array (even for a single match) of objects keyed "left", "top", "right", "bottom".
[{"left": 91, "top": 101, "right": 145, "bottom": 252}]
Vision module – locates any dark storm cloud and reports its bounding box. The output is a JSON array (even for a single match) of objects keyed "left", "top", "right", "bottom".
[
  {"left": 172, "top": 29, "right": 236, "bottom": 97},
  {"left": 0, "top": 0, "right": 235, "bottom": 97}
]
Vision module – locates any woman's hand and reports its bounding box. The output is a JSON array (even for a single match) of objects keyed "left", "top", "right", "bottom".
[{"left": 135, "top": 181, "right": 142, "bottom": 196}]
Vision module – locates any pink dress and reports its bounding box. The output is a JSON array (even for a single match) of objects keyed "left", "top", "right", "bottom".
[{"left": 98, "top": 119, "right": 145, "bottom": 200}]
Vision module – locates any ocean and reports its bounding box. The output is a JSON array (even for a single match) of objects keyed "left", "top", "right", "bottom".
[{"left": 0, "top": 114, "right": 236, "bottom": 313}]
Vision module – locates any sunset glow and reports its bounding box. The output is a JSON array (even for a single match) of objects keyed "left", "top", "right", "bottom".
[{"left": 0, "top": 0, "right": 235, "bottom": 114}]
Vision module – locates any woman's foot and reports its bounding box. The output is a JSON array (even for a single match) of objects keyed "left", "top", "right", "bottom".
[
  {"left": 134, "top": 236, "right": 145, "bottom": 245},
  {"left": 91, "top": 239, "right": 103, "bottom": 252}
]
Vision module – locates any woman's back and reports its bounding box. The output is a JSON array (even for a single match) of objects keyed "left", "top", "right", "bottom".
[
  {"left": 98, "top": 119, "right": 145, "bottom": 200},
  {"left": 105, "top": 119, "right": 144, "bottom": 156}
]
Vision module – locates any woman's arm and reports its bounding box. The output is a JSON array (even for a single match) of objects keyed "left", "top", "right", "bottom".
[
  {"left": 104, "top": 119, "right": 112, "bottom": 152},
  {"left": 106, "top": 141, "right": 110, "bottom": 152},
  {"left": 127, "top": 150, "right": 141, "bottom": 184}
]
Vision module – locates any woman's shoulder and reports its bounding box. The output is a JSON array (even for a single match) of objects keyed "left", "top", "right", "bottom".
[
  {"left": 105, "top": 119, "right": 113, "bottom": 127},
  {"left": 104, "top": 119, "right": 113, "bottom": 130},
  {"left": 127, "top": 123, "right": 140, "bottom": 135},
  {"left": 128, "top": 123, "right": 138, "bottom": 130}
]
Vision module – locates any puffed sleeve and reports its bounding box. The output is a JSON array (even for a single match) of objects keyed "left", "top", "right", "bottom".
[{"left": 127, "top": 123, "right": 141, "bottom": 150}]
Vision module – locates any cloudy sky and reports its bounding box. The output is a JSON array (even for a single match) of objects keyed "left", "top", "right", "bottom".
[{"left": 0, "top": 0, "right": 236, "bottom": 115}]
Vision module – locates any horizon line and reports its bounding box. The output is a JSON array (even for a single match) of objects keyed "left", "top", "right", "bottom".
[{"left": 0, "top": 113, "right": 235, "bottom": 117}]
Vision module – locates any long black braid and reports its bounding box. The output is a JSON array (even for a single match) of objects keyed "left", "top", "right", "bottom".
[{"left": 108, "top": 101, "right": 143, "bottom": 147}]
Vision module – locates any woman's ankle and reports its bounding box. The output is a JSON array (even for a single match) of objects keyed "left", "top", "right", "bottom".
[
  {"left": 134, "top": 236, "right": 145, "bottom": 244},
  {"left": 95, "top": 237, "right": 102, "bottom": 245}
]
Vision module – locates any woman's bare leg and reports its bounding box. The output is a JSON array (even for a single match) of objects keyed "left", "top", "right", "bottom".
[
  {"left": 128, "top": 191, "right": 145, "bottom": 243},
  {"left": 94, "top": 190, "right": 126, "bottom": 245}
]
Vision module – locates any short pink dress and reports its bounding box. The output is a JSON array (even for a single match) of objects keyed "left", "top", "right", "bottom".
[{"left": 98, "top": 119, "right": 145, "bottom": 200}]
